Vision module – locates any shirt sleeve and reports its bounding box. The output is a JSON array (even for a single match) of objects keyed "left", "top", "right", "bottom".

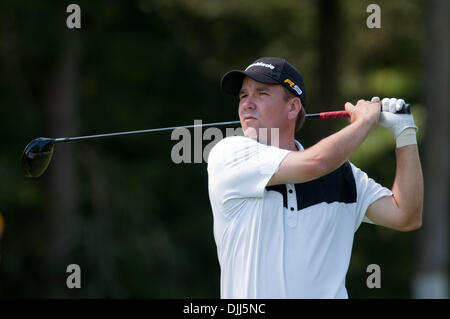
[
  {"left": 207, "top": 136, "right": 291, "bottom": 204},
  {"left": 350, "top": 162, "right": 393, "bottom": 231}
]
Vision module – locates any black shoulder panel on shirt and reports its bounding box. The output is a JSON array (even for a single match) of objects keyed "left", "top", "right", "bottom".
[
  {"left": 265, "top": 161, "right": 357, "bottom": 210},
  {"left": 295, "top": 161, "right": 357, "bottom": 209},
  {"left": 265, "top": 184, "right": 287, "bottom": 208}
]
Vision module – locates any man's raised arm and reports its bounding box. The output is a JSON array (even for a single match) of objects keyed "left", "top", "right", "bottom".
[
  {"left": 268, "top": 99, "right": 381, "bottom": 186},
  {"left": 365, "top": 97, "right": 423, "bottom": 231}
]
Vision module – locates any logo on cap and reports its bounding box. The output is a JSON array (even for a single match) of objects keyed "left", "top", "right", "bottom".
[
  {"left": 245, "top": 62, "right": 275, "bottom": 71},
  {"left": 284, "top": 79, "right": 303, "bottom": 96}
]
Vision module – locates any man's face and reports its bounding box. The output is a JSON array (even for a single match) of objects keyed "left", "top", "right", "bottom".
[{"left": 238, "top": 76, "right": 290, "bottom": 135}]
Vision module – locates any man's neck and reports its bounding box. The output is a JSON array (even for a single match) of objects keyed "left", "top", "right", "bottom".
[
  {"left": 246, "top": 126, "right": 298, "bottom": 151},
  {"left": 279, "top": 139, "right": 298, "bottom": 151}
]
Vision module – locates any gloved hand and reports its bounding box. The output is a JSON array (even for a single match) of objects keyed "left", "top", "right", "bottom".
[{"left": 371, "top": 97, "right": 418, "bottom": 148}]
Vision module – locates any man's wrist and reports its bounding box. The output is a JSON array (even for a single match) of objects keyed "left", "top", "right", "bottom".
[
  {"left": 396, "top": 127, "right": 417, "bottom": 148},
  {"left": 353, "top": 116, "right": 376, "bottom": 131}
]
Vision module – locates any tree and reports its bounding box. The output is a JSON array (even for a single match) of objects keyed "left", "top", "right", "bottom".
[
  {"left": 44, "top": 26, "right": 82, "bottom": 297},
  {"left": 317, "top": 0, "right": 341, "bottom": 137},
  {"left": 413, "top": 0, "right": 449, "bottom": 299}
]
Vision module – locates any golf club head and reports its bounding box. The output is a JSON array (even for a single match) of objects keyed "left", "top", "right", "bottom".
[{"left": 21, "top": 138, "right": 55, "bottom": 178}]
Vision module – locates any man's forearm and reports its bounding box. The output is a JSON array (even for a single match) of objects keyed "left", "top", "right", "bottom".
[
  {"left": 268, "top": 101, "right": 380, "bottom": 186},
  {"left": 391, "top": 145, "right": 424, "bottom": 226},
  {"left": 308, "top": 119, "right": 374, "bottom": 175}
]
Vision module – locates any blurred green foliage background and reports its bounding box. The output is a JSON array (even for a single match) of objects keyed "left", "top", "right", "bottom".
[{"left": 0, "top": 0, "right": 448, "bottom": 298}]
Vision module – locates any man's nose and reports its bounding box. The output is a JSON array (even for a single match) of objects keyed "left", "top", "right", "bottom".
[{"left": 240, "top": 95, "right": 257, "bottom": 111}]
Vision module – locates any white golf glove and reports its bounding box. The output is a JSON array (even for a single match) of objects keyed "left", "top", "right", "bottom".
[{"left": 371, "top": 97, "right": 418, "bottom": 148}]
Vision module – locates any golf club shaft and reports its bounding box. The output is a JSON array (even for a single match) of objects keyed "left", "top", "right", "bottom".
[
  {"left": 53, "top": 120, "right": 242, "bottom": 143},
  {"left": 54, "top": 108, "right": 403, "bottom": 143}
]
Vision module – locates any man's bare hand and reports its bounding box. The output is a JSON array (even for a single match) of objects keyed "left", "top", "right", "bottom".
[{"left": 344, "top": 99, "right": 381, "bottom": 129}]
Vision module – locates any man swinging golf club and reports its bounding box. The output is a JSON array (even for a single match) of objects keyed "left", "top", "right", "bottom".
[{"left": 207, "top": 57, "right": 423, "bottom": 298}]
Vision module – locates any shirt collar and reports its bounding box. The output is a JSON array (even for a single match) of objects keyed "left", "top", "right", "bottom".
[{"left": 294, "top": 139, "right": 304, "bottom": 151}]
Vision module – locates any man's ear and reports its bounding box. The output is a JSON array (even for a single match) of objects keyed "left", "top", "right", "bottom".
[{"left": 287, "top": 97, "right": 301, "bottom": 120}]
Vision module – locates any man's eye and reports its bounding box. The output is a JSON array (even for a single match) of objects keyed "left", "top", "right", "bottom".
[
  {"left": 240, "top": 95, "right": 247, "bottom": 99},
  {"left": 260, "top": 92, "right": 268, "bottom": 95}
]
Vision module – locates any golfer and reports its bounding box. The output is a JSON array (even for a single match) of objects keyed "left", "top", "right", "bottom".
[{"left": 207, "top": 57, "right": 423, "bottom": 298}]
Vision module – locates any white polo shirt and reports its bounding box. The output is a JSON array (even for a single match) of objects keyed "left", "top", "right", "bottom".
[{"left": 207, "top": 136, "right": 392, "bottom": 299}]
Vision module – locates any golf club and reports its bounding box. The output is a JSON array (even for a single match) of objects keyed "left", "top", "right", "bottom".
[{"left": 21, "top": 105, "right": 410, "bottom": 178}]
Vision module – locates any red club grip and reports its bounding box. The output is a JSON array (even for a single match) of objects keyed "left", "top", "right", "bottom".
[{"left": 319, "top": 111, "right": 349, "bottom": 119}]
